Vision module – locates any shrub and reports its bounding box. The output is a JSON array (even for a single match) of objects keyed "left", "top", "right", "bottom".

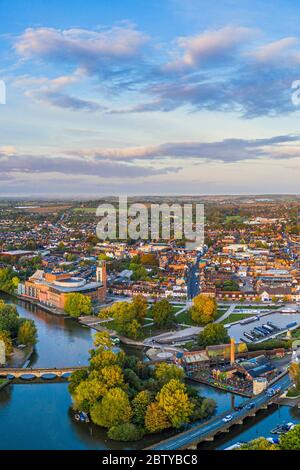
[{"left": 108, "top": 423, "right": 145, "bottom": 442}]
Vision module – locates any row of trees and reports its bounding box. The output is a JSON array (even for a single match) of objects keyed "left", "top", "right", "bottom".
[
  {"left": 99, "top": 296, "right": 175, "bottom": 339},
  {"left": 69, "top": 332, "right": 216, "bottom": 441}
]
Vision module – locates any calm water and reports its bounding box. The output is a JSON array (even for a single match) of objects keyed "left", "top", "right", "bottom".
[{"left": 0, "top": 293, "right": 299, "bottom": 450}]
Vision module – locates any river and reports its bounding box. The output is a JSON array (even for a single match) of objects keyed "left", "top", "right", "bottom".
[{"left": 0, "top": 293, "right": 299, "bottom": 450}]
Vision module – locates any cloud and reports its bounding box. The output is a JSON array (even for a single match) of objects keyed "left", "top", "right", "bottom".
[
  {"left": 67, "top": 134, "right": 300, "bottom": 163},
  {"left": 165, "top": 26, "right": 256, "bottom": 70},
  {"left": 26, "top": 89, "right": 105, "bottom": 112},
  {"left": 15, "top": 25, "right": 149, "bottom": 75},
  {"left": 247, "top": 37, "right": 298, "bottom": 63},
  {"left": 0, "top": 148, "right": 180, "bottom": 178},
  {"left": 11, "top": 24, "right": 300, "bottom": 118}
]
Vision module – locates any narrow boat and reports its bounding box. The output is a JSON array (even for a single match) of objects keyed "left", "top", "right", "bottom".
[{"left": 270, "top": 422, "right": 295, "bottom": 435}]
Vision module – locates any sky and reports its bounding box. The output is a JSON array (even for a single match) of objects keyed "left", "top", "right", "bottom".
[{"left": 1, "top": 0, "right": 300, "bottom": 197}]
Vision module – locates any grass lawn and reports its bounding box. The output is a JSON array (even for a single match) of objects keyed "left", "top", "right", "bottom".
[
  {"left": 214, "top": 308, "right": 228, "bottom": 321},
  {"left": 287, "top": 387, "right": 300, "bottom": 398},
  {"left": 221, "top": 313, "right": 253, "bottom": 324},
  {"left": 98, "top": 317, "right": 175, "bottom": 339}
]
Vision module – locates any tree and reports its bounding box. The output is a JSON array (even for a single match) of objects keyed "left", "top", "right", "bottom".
[
  {"left": 73, "top": 377, "right": 108, "bottom": 412},
  {"left": 156, "top": 379, "right": 194, "bottom": 428},
  {"left": 0, "top": 303, "right": 21, "bottom": 337},
  {"left": 90, "top": 388, "right": 133, "bottom": 428},
  {"left": 145, "top": 402, "right": 170, "bottom": 433},
  {"left": 126, "top": 319, "right": 141, "bottom": 339},
  {"left": 289, "top": 363, "right": 300, "bottom": 391},
  {"left": 279, "top": 424, "right": 300, "bottom": 450},
  {"left": 64, "top": 293, "right": 92, "bottom": 317},
  {"left": 152, "top": 299, "right": 174, "bottom": 327},
  {"left": 100, "top": 365, "right": 124, "bottom": 388},
  {"left": 124, "top": 368, "right": 142, "bottom": 393},
  {"left": 154, "top": 363, "right": 184, "bottom": 386},
  {"left": 17, "top": 319, "right": 37, "bottom": 346},
  {"left": 190, "top": 295, "right": 217, "bottom": 325},
  {"left": 68, "top": 368, "right": 89, "bottom": 394},
  {"left": 90, "top": 349, "right": 124, "bottom": 370},
  {"left": 0, "top": 268, "right": 20, "bottom": 294},
  {"left": 239, "top": 437, "right": 278, "bottom": 450},
  {"left": 132, "top": 390, "right": 152, "bottom": 425},
  {"left": 93, "top": 331, "right": 113, "bottom": 349},
  {"left": 110, "top": 301, "right": 142, "bottom": 339},
  {"left": 199, "top": 398, "right": 216, "bottom": 419},
  {"left": 198, "top": 323, "right": 230, "bottom": 348},
  {"left": 131, "top": 295, "right": 147, "bottom": 322},
  {"left": 0, "top": 330, "right": 13, "bottom": 356},
  {"left": 108, "top": 423, "right": 144, "bottom": 442}
]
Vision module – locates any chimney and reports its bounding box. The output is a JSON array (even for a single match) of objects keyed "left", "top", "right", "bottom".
[{"left": 230, "top": 338, "right": 235, "bottom": 365}]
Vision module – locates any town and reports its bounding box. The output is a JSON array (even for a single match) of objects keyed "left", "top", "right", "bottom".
[{"left": 1, "top": 195, "right": 300, "bottom": 450}]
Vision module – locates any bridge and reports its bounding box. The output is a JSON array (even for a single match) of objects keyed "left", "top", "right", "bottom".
[
  {"left": 146, "top": 374, "right": 291, "bottom": 450},
  {"left": 0, "top": 366, "right": 85, "bottom": 381}
]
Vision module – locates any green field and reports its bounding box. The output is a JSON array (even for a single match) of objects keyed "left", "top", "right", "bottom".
[{"left": 221, "top": 313, "right": 252, "bottom": 324}]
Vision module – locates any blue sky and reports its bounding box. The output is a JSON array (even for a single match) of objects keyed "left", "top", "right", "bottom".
[{"left": 1, "top": 0, "right": 300, "bottom": 196}]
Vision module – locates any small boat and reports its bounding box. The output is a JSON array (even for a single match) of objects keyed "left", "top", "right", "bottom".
[
  {"left": 224, "top": 442, "right": 245, "bottom": 450},
  {"left": 270, "top": 422, "right": 295, "bottom": 435},
  {"left": 74, "top": 411, "right": 90, "bottom": 423},
  {"left": 267, "top": 437, "right": 279, "bottom": 445}
]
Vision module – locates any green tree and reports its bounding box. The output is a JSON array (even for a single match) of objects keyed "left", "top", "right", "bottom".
[
  {"left": 93, "top": 331, "right": 113, "bottom": 349},
  {"left": 156, "top": 379, "right": 194, "bottom": 428},
  {"left": 108, "top": 423, "right": 144, "bottom": 442},
  {"left": 0, "top": 268, "right": 20, "bottom": 294},
  {"left": 68, "top": 369, "right": 89, "bottom": 395},
  {"left": 239, "top": 437, "right": 278, "bottom": 450},
  {"left": 190, "top": 295, "right": 217, "bottom": 325},
  {"left": 90, "top": 388, "right": 133, "bottom": 428},
  {"left": 100, "top": 365, "right": 124, "bottom": 388},
  {"left": 0, "top": 330, "right": 13, "bottom": 356},
  {"left": 73, "top": 377, "right": 107, "bottom": 412},
  {"left": 152, "top": 299, "right": 174, "bottom": 327},
  {"left": 131, "top": 295, "right": 147, "bottom": 322},
  {"left": 90, "top": 349, "right": 124, "bottom": 370},
  {"left": 110, "top": 301, "right": 142, "bottom": 339},
  {"left": 198, "top": 323, "right": 230, "bottom": 348},
  {"left": 132, "top": 390, "right": 152, "bottom": 425},
  {"left": 17, "top": 319, "right": 37, "bottom": 346},
  {"left": 279, "top": 424, "right": 300, "bottom": 450},
  {"left": 154, "top": 363, "right": 185, "bottom": 386},
  {"left": 0, "top": 303, "right": 21, "bottom": 337},
  {"left": 289, "top": 362, "right": 300, "bottom": 392},
  {"left": 64, "top": 293, "right": 92, "bottom": 317}
]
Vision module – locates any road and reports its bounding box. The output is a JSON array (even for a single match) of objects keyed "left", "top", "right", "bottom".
[
  {"left": 150, "top": 374, "right": 291, "bottom": 450},
  {"left": 187, "top": 255, "right": 201, "bottom": 300}
]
